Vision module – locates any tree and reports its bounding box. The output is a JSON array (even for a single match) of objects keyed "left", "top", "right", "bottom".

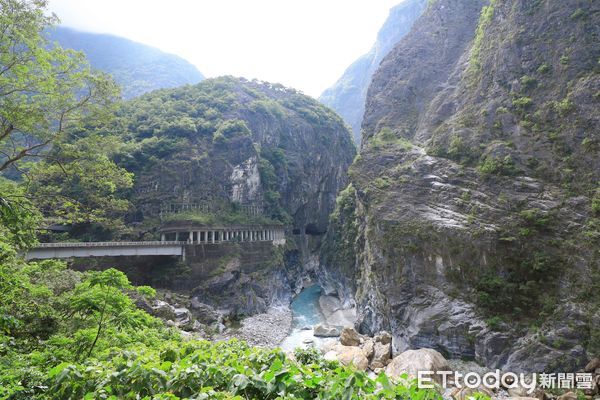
[
  {"left": 0, "top": 0, "right": 119, "bottom": 174},
  {"left": 67, "top": 268, "right": 155, "bottom": 359},
  {"left": 28, "top": 133, "right": 134, "bottom": 234}
]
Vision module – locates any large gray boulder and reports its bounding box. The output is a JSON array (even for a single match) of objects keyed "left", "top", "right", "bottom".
[
  {"left": 371, "top": 341, "right": 392, "bottom": 368},
  {"left": 324, "top": 344, "right": 369, "bottom": 371},
  {"left": 385, "top": 348, "right": 450, "bottom": 384},
  {"left": 313, "top": 324, "right": 341, "bottom": 337},
  {"left": 339, "top": 327, "right": 361, "bottom": 346}
]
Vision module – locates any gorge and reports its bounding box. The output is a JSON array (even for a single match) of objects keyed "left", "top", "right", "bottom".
[{"left": 1, "top": 0, "right": 599, "bottom": 398}]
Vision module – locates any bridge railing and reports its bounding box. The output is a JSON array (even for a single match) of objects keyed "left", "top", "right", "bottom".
[{"left": 35, "top": 241, "right": 186, "bottom": 248}]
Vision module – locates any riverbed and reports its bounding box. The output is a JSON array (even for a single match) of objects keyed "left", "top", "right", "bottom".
[{"left": 218, "top": 285, "right": 356, "bottom": 350}]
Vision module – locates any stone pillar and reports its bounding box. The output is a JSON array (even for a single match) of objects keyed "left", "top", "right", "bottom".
[
  {"left": 161, "top": 233, "right": 165, "bottom": 242},
  {"left": 211, "top": 231, "right": 215, "bottom": 244},
  {"left": 189, "top": 231, "right": 193, "bottom": 243},
  {"left": 175, "top": 232, "right": 179, "bottom": 241}
]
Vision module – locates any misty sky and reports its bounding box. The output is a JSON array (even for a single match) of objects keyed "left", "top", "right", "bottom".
[{"left": 48, "top": 0, "right": 402, "bottom": 97}]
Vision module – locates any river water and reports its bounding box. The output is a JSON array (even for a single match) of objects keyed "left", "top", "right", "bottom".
[{"left": 280, "top": 285, "right": 330, "bottom": 351}]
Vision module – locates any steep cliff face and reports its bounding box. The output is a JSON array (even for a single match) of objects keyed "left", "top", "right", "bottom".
[
  {"left": 319, "top": 0, "right": 427, "bottom": 143},
  {"left": 113, "top": 77, "right": 355, "bottom": 316},
  {"left": 47, "top": 27, "right": 204, "bottom": 99},
  {"left": 321, "top": 0, "right": 599, "bottom": 372}
]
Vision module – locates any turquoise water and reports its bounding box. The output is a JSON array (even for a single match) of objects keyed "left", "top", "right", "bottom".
[
  {"left": 290, "top": 285, "right": 324, "bottom": 328},
  {"left": 280, "top": 285, "right": 328, "bottom": 351}
]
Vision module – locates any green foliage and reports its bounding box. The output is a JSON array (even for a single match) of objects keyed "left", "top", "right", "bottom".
[
  {"left": 258, "top": 147, "right": 293, "bottom": 224},
  {"left": 213, "top": 119, "right": 251, "bottom": 144},
  {"left": 478, "top": 155, "right": 518, "bottom": 176},
  {"left": 368, "top": 127, "right": 413, "bottom": 150},
  {"left": 520, "top": 75, "right": 537, "bottom": 89},
  {"left": 0, "top": 0, "right": 120, "bottom": 173},
  {"left": 433, "top": 134, "right": 479, "bottom": 164},
  {"left": 41, "top": 340, "right": 442, "bottom": 400},
  {"left": 552, "top": 97, "right": 575, "bottom": 116},
  {"left": 249, "top": 99, "right": 286, "bottom": 119},
  {"left": 512, "top": 96, "right": 533, "bottom": 114},
  {"left": 162, "top": 209, "right": 279, "bottom": 226},
  {"left": 469, "top": 0, "right": 497, "bottom": 76},
  {"left": 592, "top": 188, "right": 600, "bottom": 214},
  {"left": 321, "top": 184, "right": 359, "bottom": 273},
  {"left": 28, "top": 134, "right": 134, "bottom": 233},
  {"left": 0, "top": 219, "right": 443, "bottom": 399},
  {"left": 0, "top": 178, "right": 41, "bottom": 249},
  {"left": 537, "top": 64, "right": 550, "bottom": 74},
  {"left": 519, "top": 208, "right": 553, "bottom": 229},
  {"left": 570, "top": 8, "right": 586, "bottom": 20},
  {"left": 485, "top": 316, "right": 504, "bottom": 331}
]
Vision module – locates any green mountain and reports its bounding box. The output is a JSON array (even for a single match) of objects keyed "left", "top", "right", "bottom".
[
  {"left": 320, "top": 0, "right": 600, "bottom": 372},
  {"left": 47, "top": 26, "right": 204, "bottom": 99},
  {"left": 108, "top": 76, "right": 356, "bottom": 315},
  {"left": 319, "top": 0, "right": 427, "bottom": 143}
]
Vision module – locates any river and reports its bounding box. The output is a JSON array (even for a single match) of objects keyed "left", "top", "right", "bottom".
[{"left": 280, "top": 285, "right": 356, "bottom": 352}]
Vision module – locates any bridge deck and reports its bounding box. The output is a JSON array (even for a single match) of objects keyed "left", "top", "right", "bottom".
[{"left": 26, "top": 241, "right": 186, "bottom": 260}]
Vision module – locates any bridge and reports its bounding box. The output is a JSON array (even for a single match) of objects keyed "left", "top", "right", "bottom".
[
  {"left": 25, "top": 241, "right": 186, "bottom": 260},
  {"left": 25, "top": 224, "right": 287, "bottom": 261}
]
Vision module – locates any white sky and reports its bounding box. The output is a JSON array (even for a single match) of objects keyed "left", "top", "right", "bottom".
[{"left": 48, "top": 0, "right": 402, "bottom": 98}]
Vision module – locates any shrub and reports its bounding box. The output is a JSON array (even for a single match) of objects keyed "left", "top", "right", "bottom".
[
  {"left": 592, "top": 188, "right": 600, "bottom": 214},
  {"left": 537, "top": 64, "right": 550, "bottom": 74},
  {"left": 520, "top": 75, "right": 537, "bottom": 89},
  {"left": 368, "top": 127, "right": 413, "bottom": 150},
  {"left": 478, "top": 155, "right": 518, "bottom": 176},
  {"left": 512, "top": 96, "right": 533, "bottom": 113}
]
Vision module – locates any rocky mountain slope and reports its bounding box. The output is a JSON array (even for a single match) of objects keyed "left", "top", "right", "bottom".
[
  {"left": 47, "top": 27, "right": 204, "bottom": 98},
  {"left": 109, "top": 76, "right": 356, "bottom": 316},
  {"left": 320, "top": 0, "right": 600, "bottom": 372},
  {"left": 319, "top": 0, "right": 427, "bottom": 143}
]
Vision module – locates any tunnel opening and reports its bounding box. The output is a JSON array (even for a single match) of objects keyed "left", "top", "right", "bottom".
[{"left": 304, "top": 223, "right": 326, "bottom": 236}]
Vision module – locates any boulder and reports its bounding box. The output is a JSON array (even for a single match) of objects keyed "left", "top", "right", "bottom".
[
  {"left": 371, "top": 342, "right": 392, "bottom": 367},
  {"left": 323, "top": 350, "right": 338, "bottom": 362},
  {"left": 189, "top": 298, "right": 220, "bottom": 324},
  {"left": 557, "top": 392, "right": 577, "bottom": 400},
  {"left": 362, "top": 339, "right": 375, "bottom": 359},
  {"left": 375, "top": 331, "right": 393, "bottom": 345},
  {"left": 507, "top": 383, "right": 544, "bottom": 399},
  {"left": 333, "top": 345, "right": 369, "bottom": 371},
  {"left": 506, "top": 398, "right": 539, "bottom": 400},
  {"left": 152, "top": 300, "right": 176, "bottom": 321},
  {"left": 585, "top": 357, "right": 600, "bottom": 372},
  {"left": 340, "top": 327, "right": 361, "bottom": 346},
  {"left": 173, "top": 307, "right": 192, "bottom": 325},
  {"left": 451, "top": 386, "right": 493, "bottom": 400},
  {"left": 313, "top": 324, "right": 340, "bottom": 337},
  {"left": 385, "top": 348, "right": 450, "bottom": 384}
]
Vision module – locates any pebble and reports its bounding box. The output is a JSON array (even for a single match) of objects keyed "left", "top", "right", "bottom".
[{"left": 216, "top": 307, "right": 293, "bottom": 348}]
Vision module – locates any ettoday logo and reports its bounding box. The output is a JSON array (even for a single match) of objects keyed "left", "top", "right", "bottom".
[{"left": 417, "top": 370, "right": 595, "bottom": 393}]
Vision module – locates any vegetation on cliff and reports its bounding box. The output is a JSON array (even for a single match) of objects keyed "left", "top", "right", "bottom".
[{"left": 322, "top": 0, "right": 600, "bottom": 371}]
